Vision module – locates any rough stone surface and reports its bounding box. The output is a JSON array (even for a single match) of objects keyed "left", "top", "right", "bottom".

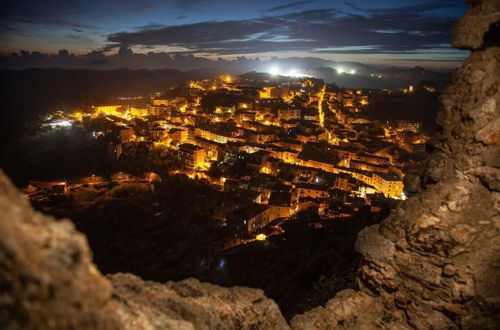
[
  {"left": 1, "top": 1, "right": 499, "bottom": 329},
  {"left": 111, "top": 273, "right": 289, "bottom": 330},
  {"left": 0, "top": 172, "right": 288, "bottom": 330},
  {"left": 452, "top": 0, "right": 500, "bottom": 49},
  {"left": 0, "top": 171, "right": 121, "bottom": 330}
]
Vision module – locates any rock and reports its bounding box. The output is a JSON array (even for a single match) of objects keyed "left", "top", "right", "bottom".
[
  {"left": 0, "top": 171, "right": 121, "bottom": 330},
  {"left": 355, "top": 225, "right": 395, "bottom": 264},
  {"left": 476, "top": 118, "right": 500, "bottom": 145},
  {"left": 290, "top": 290, "right": 407, "bottom": 330},
  {"left": 443, "top": 264, "right": 458, "bottom": 277},
  {"left": 110, "top": 274, "right": 289, "bottom": 330},
  {"left": 451, "top": 0, "right": 500, "bottom": 49}
]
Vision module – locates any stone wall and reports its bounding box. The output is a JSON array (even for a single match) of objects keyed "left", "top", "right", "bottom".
[{"left": 1, "top": 1, "right": 499, "bottom": 329}]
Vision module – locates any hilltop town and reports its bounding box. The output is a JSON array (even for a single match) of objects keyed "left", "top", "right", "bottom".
[{"left": 25, "top": 72, "right": 430, "bottom": 245}]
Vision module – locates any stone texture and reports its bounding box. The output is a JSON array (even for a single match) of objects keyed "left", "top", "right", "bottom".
[
  {"left": 290, "top": 289, "right": 409, "bottom": 330},
  {"left": 110, "top": 273, "right": 289, "bottom": 330},
  {"left": 0, "top": 171, "right": 121, "bottom": 330},
  {"left": 452, "top": 0, "right": 500, "bottom": 49}
]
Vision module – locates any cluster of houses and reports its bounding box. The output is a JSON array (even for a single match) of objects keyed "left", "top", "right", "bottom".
[{"left": 36, "top": 73, "right": 429, "bottom": 240}]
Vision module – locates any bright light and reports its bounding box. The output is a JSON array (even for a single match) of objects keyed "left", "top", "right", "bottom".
[
  {"left": 269, "top": 66, "right": 280, "bottom": 76},
  {"left": 350, "top": 69, "right": 356, "bottom": 74},
  {"left": 337, "top": 67, "right": 345, "bottom": 74},
  {"left": 49, "top": 119, "right": 72, "bottom": 128},
  {"left": 287, "top": 69, "right": 298, "bottom": 76},
  {"left": 256, "top": 234, "right": 267, "bottom": 241}
]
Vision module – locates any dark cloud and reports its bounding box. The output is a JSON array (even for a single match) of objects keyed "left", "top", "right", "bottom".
[
  {"left": 134, "top": 23, "right": 167, "bottom": 31},
  {"left": 265, "top": 0, "right": 317, "bottom": 12},
  {"left": 106, "top": 2, "right": 457, "bottom": 56}
]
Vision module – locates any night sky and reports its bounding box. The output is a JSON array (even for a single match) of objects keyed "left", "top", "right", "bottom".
[{"left": 0, "top": 0, "right": 468, "bottom": 69}]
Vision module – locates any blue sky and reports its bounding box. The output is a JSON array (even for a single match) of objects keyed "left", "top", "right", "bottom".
[{"left": 0, "top": 0, "right": 468, "bottom": 68}]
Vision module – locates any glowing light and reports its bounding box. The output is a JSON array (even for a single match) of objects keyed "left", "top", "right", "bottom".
[
  {"left": 337, "top": 67, "right": 345, "bottom": 74},
  {"left": 49, "top": 119, "right": 72, "bottom": 128},
  {"left": 256, "top": 234, "right": 267, "bottom": 241},
  {"left": 269, "top": 66, "right": 280, "bottom": 76},
  {"left": 260, "top": 166, "right": 271, "bottom": 174},
  {"left": 350, "top": 69, "right": 356, "bottom": 74},
  {"left": 218, "top": 259, "right": 226, "bottom": 268}
]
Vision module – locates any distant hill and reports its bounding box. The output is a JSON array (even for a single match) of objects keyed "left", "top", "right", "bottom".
[{"left": 309, "top": 65, "right": 452, "bottom": 89}]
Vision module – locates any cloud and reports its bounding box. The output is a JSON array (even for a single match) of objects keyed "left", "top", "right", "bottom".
[
  {"left": 106, "top": 2, "right": 458, "bottom": 56},
  {"left": 265, "top": 0, "right": 317, "bottom": 12}
]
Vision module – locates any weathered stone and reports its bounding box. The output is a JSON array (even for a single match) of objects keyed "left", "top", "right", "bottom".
[
  {"left": 451, "top": 0, "right": 500, "bottom": 49},
  {"left": 443, "top": 264, "right": 458, "bottom": 277},
  {"left": 110, "top": 274, "right": 289, "bottom": 330},
  {"left": 0, "top": 172, "right": 121, "bottom": 330},
  {"left": 290, "top": 290, "right": 407, "bottom": 330},
  {"left": 476, "top": 118, "right": 500, "bottom": 145},
  {"left": 355, "top": 224, "right": 394, "bottom": 264}
]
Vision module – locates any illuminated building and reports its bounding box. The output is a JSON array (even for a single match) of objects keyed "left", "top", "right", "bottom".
[
  {"left": 268, "top": 191, "right": 294, "bottom": 218},
  {"left": 152, "top": 99, "right": 168, "bottom": 106},
  {"left": 194, "top": 127, "right": 239, "bottom": 144},
  {"left": 168, "top": 128, "right": 187, "bottom": 142},
  {"left": 94, "top": 105, "right": 122, "bottom": 117},
  {"left": 130, "top": 107, "right": 149, "bottom": 117},
  {"left": 226, "top": 203, "right": 278, "bottom": 234},
  {"left": 118, "top": 127, "right": 134, "bottom": 143},
  {"left": 278, "top": 108, "right": 301, "bottom": 121},
  {"left": 178, "top": 143, "right": 206, "bottom": 169},
  {"left": 296, "top": 182, "right": 329, "bottom": 198},
  {"left": 371, "top": 172, "right": 404, "bottom": 199}
]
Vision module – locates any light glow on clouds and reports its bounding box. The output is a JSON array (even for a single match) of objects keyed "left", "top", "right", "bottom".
[{"left": 267, "top": 65, "right": 309, "bottom": 77}]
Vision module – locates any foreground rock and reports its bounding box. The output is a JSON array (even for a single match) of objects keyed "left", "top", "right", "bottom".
[
  {"left": 0, "top": 171, "right": 121, "bottom": 329},
  {"left": 111, "top": 274, "right": 289, "bottom": 330},
  {"left": 0, "top": 171, "right": 288, "bottom": 330}
]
